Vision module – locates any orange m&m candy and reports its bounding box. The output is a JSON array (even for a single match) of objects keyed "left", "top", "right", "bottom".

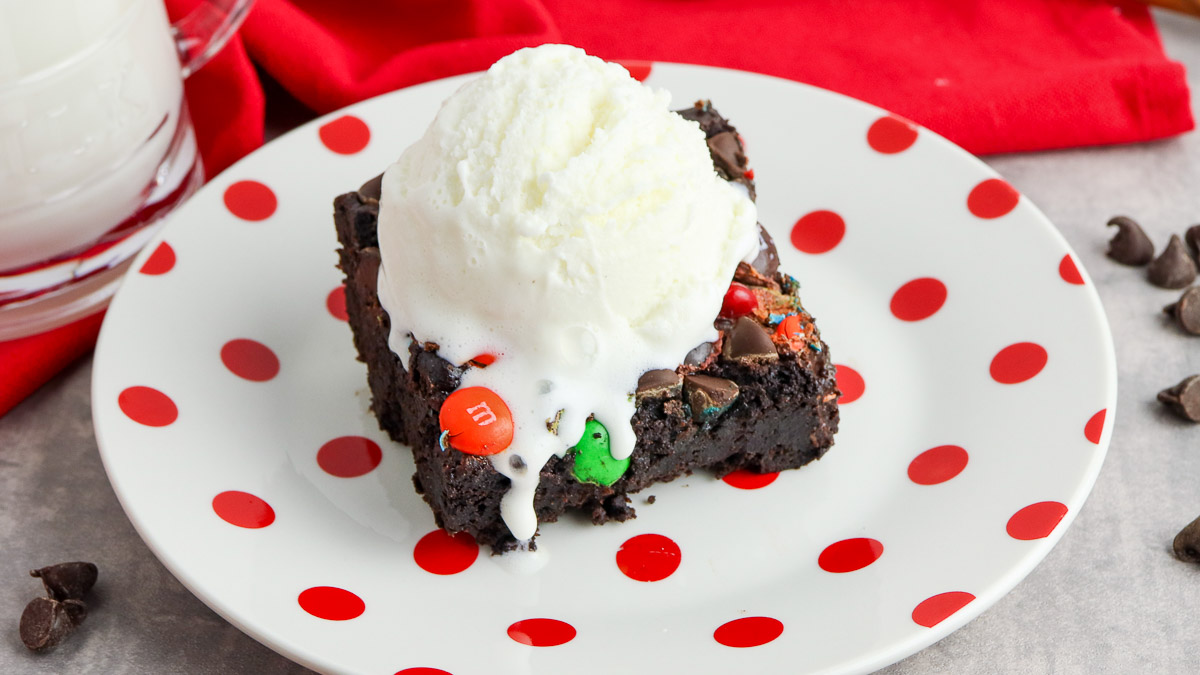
[
  {"left": 773, "top": 314, "right": 807, "bottom": 350},
  {"left": 439, "top": 386, "right": 514, "bottom": 456}
]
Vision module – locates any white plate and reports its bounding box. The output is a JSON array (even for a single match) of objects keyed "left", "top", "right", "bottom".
[{"left": 92, "top": 63, "right": 1116, "bottom": 675}]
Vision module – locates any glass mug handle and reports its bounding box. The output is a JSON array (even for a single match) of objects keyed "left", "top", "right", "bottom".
[{"left": 171, "top": 0, "right": 255, "bottom": 78}]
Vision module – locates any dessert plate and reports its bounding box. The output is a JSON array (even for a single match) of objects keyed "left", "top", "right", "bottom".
[{"left": 92, "top": 63, "right": 1116, "bottom": 675}]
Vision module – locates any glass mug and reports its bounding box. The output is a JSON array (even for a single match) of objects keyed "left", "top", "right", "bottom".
[{"left": 0, "top": 0, "right": 252, "bottom": 340}]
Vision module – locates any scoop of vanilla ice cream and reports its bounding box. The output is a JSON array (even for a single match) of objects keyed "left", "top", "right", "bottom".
[
  {"left": 378, "top": 44, "right": 756, "bottom": 373},
  {"left": 375, "top": 44, "right": 758, "bottom": 540}
]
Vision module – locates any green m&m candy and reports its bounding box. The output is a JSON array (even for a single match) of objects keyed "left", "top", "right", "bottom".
[{"left": 570, "top": 418, "right": 629, "bottom": 486}]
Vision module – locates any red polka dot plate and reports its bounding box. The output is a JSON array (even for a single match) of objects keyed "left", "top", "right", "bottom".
[{"left": 92, "top": 64, "right": 1116, "bottom": 675}]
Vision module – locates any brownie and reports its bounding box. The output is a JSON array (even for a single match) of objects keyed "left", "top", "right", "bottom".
[{"left": 333, "top": 102, "right": 840, "bottom": 552}]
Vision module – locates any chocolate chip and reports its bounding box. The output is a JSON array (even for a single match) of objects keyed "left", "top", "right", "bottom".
[
  {"left": 750, "top": 223, "right": 779, "bottom": 279},
  {"left": 683, "top": 374, "right": 740, "bottom": 422},
  {"left": 354, "top": 247, "right": 381, "bottom": 295},
  {"left": 411, "top": 346, "right": 462, "bottom": 392},
  {"left": 1157, "top": 375, "right": 1200, "bottom": 422},
  {"left": 30, "top": 562, "right": 97, "bottom": 602},
  {"left": 20, "top": 597, "right": 86, "bottom": 651},
  {"left": 1106, "top": 216, "right": 1154, "bottom": 266},
  {"left": 1148, "top": 234, "right": 1198, "bottom": 289},
  {"left": 723, "top": 317, "right": 778, "bottom": 364},
  {"left": 635, "top": 369, "right": 682, "bottom": 402},
  {"left": 707, "top": 131, "right": 747, "bottom": 181},
  {"left": 675, "top": 100, "right": 725, "bottom": 137},
  {"left": 684, "top": 343, "right": 713, "bottom": 368},
  {"left": 1163, "top": 287, "right": 1200, "bottom": 335},
  {"left": 645, "top": 495, "right": 656, "bottom": 504},
  {"left": 1186, "top": 225, "right": 1200, "bottom": 261},
  {"left": 358, "top": 173, "right": 383, "bottom": 202},
  {"left": 1174, "top": 515, "right": 1200, "bottom": 563}
]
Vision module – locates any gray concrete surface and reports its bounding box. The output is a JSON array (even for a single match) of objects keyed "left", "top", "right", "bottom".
[{"left": 4, "top": 9, "right": 1200, "bottom": 675}]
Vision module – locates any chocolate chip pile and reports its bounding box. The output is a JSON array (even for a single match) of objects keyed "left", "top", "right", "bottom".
[
  {"left": 19, "top": 562, "right": 98, "bottom": 651},
  {"left": 1106, "top": 217, "right": 1200, "bottom": 563}
]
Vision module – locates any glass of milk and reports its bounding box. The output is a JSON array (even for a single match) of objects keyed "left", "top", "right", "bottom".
[{"left": 0, "top": 0, "right": 252, "bottom": 339}]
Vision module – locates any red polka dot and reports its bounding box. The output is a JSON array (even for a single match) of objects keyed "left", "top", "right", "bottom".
[
  {"left": 835, "top": 364, "right": 865, "bottom": 404},
  {"left": 507, "top": 618, "right": 576, "bottom": 647},
  {"left": 223, "top": 180, "right": 277, "bottom": 221},
  {"left": 790, "top": 210, "right": 845, "bottom": 254},
  {"left": 298, "top": 586, "right": 364, "bottom": 621},
  {"left": 616, "top": 60, "right": 652, "bottom": 81},
  {"left": 912, "top": 591, "right": 975, "bottom": 628},
  {"left": 220, "top": 339, "right": 280, "bottom": 382},
  {"left": 907, "top": 445, "right": 968, "bottom": 485},
  {"left": 211, "top": 490, "right": 275, "bottom": 529},
  {"left": 319, "top": 115, "right": 371, "bottom": 155},
  {"left": 1007, "top": 501, "right": 1068, "bottom": 540},
  {"left": 722, "top": 469, "right": 780, "bottom": 489},
  {"left": 713, "top": 617, "right": 784, "bottom": 648},
  {"left": 118, "top": 386, "right": 177, "bottom": 427},
  {"left": 1059, "top": 254, "right": 1085, "bottom": 285},
  {"left": 1084, "top": 409, "right": 1106, "bottom": 444},
  {"left": 317, "top": 436, "right": 382, "bottom": 478},
  {"left": 326, "top": 286, "right": 348, "bottom": 321},
  {"left": 989, "top": 342, "right": 1048, "bottom": 384},
  {"left": 139, "top": 242, "right": 175, "bottom": 275},
  {"left": 616, "top": 534, "right": 681, "bottom": 582},
  {"left": 413, "top": 529, "right": 479, "bottom": 575},
  {"left": 967, "top": 178, "right": 1020, "bottom": 219},
  {"left": 395, "top": 669, "right": 452, "bottom": 675},
  {"left": 818, "top": 537, "right": 884, "bottom": 573},
  {"left": 867, "top": 115, "right": 918, "bottom": 154},
  {"left": 890, "top": 278, "right": 947, "bottom": 321}
]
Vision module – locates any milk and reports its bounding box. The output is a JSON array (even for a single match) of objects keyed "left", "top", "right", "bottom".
[{"left": 0, "top": 0, "right": 185, "bottom": 272}]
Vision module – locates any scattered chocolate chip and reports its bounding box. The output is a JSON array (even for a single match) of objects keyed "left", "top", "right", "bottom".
[
  {"left": 1163, "top": 287, "right": 1200, "bottom": 335},
  {"left": 1157, "top": 375, "right": 1200, "bottom": 422},
  {"left": 723, "top": 317, "right": 778, "bottom": 364},
  {"left": 1174, "top": 515, "right": 1200, "bottom": 563},
  {"left": 683, "top": 342, "right": 715, "bottom": 368},
  {"left": 750, "top": 223, "right": 780, "bottom": 279},
  {"left": 357, "top": 173, "right": 383, "bottom": 202},
  {"left": 1106, "top": 216, "right": 1154, "bottom": 266},
  {"left": 30, "top": 562, "right": 97, "bottom": 602},
  {"left": 20, "top": 597, "right": 86, "bottom": 651},
  {"left": 1187, "top": 225, "right": 1200, "bottom": 261},
  {"left": 509, "top": 455, "right": 526, "bottom": 471},
  {"left": 683, "top": 374, "right": 740, "bottom": 422},
  {"left": 645, "top": 495, "right": 656, "bottom": 504},
  {"left": 635, "top": 369, "right": 683, "bottom": 402},
  {"left": 1148, "top": 234, "right": 1198, "bottom": 289}
]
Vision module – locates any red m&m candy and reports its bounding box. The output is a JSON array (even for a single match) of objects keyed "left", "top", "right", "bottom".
[
  {"left": 439, "top": 386, "right": 514, "bottom": 456},
  {"left": 720, "top": 283, "right": 758, "bottom": 319}
]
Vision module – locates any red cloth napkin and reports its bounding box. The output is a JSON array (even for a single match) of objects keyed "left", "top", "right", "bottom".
[{"left": 0, "top": 0, "right": 1192, "bottom": 417}]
